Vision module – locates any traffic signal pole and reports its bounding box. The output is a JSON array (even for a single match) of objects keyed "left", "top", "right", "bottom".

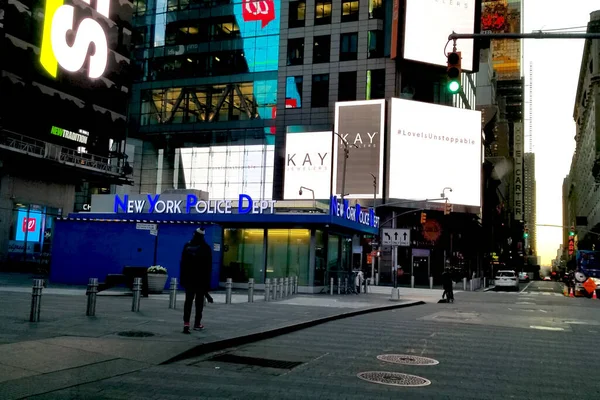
[{"left": 449, "top": 31, "right": 600, "bottom": 41}]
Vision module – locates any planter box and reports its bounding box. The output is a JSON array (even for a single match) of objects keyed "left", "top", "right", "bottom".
[{"left": 147, "top": 273, "right": 168, "bottom": 293}]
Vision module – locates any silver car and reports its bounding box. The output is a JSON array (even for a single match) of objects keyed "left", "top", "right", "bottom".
[{"left": 495, "top": 270, "right": 520, "bottom": 291}]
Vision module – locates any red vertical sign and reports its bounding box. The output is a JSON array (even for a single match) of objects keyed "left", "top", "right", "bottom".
[
  {"left": 390, "top": 0, "right": 399, "bottom": 59},
  {"left": 242, "top": 0, "right": 276, "bottom": 28}
]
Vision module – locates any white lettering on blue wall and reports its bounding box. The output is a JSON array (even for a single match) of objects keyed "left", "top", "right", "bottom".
[
  {"left": 114, "top": 194, "right": 276, "bottom": 214},
  {"left": 330, "top": 196, "right": 379, "bottom": 228}
]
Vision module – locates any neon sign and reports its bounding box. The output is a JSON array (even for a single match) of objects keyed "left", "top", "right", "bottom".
[{"left": 40, "top": 0, "right": 110, "bottom": 79}]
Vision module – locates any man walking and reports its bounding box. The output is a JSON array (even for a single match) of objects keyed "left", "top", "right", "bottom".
[
  {"left": 180, "top": 227, "right": 213, "bottom": 334},
  {"left": 442, "top": 264, "right": 454, "bottom": 303}
]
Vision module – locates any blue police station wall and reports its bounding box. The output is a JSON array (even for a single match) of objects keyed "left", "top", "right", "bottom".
[{"left": 50, "top": 221, "right": 222, "bottom": 290}]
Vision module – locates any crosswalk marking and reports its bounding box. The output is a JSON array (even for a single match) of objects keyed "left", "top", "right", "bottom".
[{"left": 488, "top": 291, "right": 564, "bottom": 297}]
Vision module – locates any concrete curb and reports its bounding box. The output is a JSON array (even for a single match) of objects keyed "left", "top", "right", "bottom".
[{"left": 162, "top": 300, "right": 426, "bottom": 365}]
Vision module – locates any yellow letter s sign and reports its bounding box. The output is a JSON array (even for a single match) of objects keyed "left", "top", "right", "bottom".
[{"left": 40, "top": 0, "right": 110, "bottom": 79}]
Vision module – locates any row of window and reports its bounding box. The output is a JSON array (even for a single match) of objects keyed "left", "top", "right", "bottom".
[
  {"left": 289, "top": 0, "right": 384, "bottom": 28},
  {"left": 288, "top": 31, "right": 383, "bottom": 65},
  {"left": 286, "top": 69, "right": 386, "bottom": 108}
]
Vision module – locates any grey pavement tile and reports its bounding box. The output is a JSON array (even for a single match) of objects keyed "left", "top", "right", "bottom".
[
  {"left": 0, "top": 359, "right": 147, "bottom": 400},
  {"left": 0, "top": 363, "right": 38, "bottom": 383}
]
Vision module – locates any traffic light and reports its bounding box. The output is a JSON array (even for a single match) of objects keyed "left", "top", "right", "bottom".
[
  {"left": 524, "top": 227, "right": 529, "bottom": 238},
  {"left": 444, "top": 202, "right": 453, "bottom": 215},
  {"left": 446, "top": 51, "right": 462, "bottom": 94},
  {"left": 420, "top": 212, "right": 427, "bottom": 224},
  {"left": 569, "top": 226, "right": 575, "bottom": 236}
]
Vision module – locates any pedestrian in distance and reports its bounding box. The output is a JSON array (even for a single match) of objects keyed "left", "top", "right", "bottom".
[
  {"left": 180, "top": 227, "right": 213, "bottom": 334},
  {"left": 441, "top": 265, "right": 454, "bottom": 303}
]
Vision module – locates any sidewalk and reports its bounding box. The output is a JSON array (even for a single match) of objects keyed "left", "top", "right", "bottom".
[{"left": 0, "top": 275, "right": 428, "bottom": 399}]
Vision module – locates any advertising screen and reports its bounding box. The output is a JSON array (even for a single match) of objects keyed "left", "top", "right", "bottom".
[
  {"left": 1, "top": 0, "right": 133, "bottom": 156},
  {"left": 15, "top": 210, "right": 43, "bottom": 243},
  {"left": 388, "top": 98, "right": 481, "bottom": 207},
  {"left": 180, "top": 144, "right": 274, "bottom": 200},
  {"left": 481, "top": 0, "right": 521, "bottom": 80},
  {"left": 403, "top": 0, "right": 476, "bottom": 71},
  {"left": 283, "top": 132, "right": 333, "bottom": 200},
  {"left": 333, "top": 100, "right": 385, "bottom": 199}
]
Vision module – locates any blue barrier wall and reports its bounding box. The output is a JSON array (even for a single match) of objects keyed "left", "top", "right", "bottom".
[{"left": 50, "top": 221, "right": 222, "bottom": 290}]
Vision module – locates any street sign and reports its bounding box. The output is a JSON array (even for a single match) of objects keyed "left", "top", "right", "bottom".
[
  {"left": 149, "top": 229, "right": 158, "bottom": 236},
  {"left": 136, "top": 223, "right": 157, "bottom": 231},
  {"left": 381, "top": 229, "right": 410, "bottom": 246}
]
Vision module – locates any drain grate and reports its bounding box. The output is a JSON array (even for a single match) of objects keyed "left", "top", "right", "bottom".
[
  {"left": 207, "top": 353, "right": 303, "bottom": 369},
  {"left": 357, "top": 371, "right": 431, "bottom": 387},
  {"left": 377, "top": 354, "right": 439, "bottom": 366},
  {"left": 117, "top": 331, "right": 155, "bottom": 338}
]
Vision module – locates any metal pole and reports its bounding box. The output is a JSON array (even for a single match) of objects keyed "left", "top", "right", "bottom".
[
  {"left": 371, "top": 250, "right": 376, "bottom": 284},
  {"left": 341, "top": 143, "right": 348, "bottom": 204},
  {"left": 449, "top": 32, "right": 600, "bottom": 40},
  {"left": 225, "top": 278, "right": 232, "bottom": 304},
  {"left": 463, "top": 277, "right": 467, "bottom": 291},
  {"left": 168, "top": 277, "right": 177, "bottom": 309},
  {"left": 330, "top": 277, "right": 334, "bottom": 295},
  {"left": 131, "top": 277, "right": 142, "bottom": 312},
  {"left": 248, "top": 278, "right": 254, "bottom": 303},
  {"left": 429, "top": 276, "right": 433, "bottom": 290},
  {"left": 86, "top": 278, "right": 98, "bottom": 316},
  {"left": 484, "top": 277, "right": 487, "bottom": 288},
  {"left": 265, "top": 278, "right": 271, "bottom": 302},
  {"left": 30, "top": 278, "right": 44, "bottom": 322},
  {"left": 411, "top": 275, "right": 415, "bottom": 289},
  {"left": 337, "top": 277, "right": 341, "bottom": 295},
  {"left": 392, "top": 211, "right": 397, "bottom": 289}
]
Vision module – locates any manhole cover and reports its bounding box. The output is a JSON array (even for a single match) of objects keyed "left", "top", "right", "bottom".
[
  {"left": 357, "top": 371, "right": 431, "bottom": 387},
  {"left": 377, "top": 354, "right": 439, "bottom": 366},
  {"left": 117, "top": 331, "right": 155, "bottom": 337}
]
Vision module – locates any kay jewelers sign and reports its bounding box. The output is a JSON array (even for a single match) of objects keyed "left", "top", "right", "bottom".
[{"left": 51, "top": 125, "right": 89, "bottom": 144}]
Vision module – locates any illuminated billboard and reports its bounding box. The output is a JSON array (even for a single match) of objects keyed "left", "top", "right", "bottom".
[
  {"left": 388, "top": 98, "right": 482, "bottom": 208},
  {"left": 481, "top": 0, "right": 521, "bottom": 79},
  {"left": 1, "top": 0, "right": 132, "bottom": 156},
  {"left": 333, "top": 100, "right": 385, "bottom": 199},
  {"left": 283, "top": 132, "right": 333, "bottom": 200},
  {"left": 403, "top": 0, "right": 476, "bottom": 71},
  {"left": 180, "top": 143, "right": 274, "bottom": 200}
]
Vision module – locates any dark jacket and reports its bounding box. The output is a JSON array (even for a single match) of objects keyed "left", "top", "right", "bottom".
[
  {"left": 180, "top": 234, "right": 213, "bottom": 290},
  {"left": 442, "top": 271, "right": 453, "bottom": 290}
]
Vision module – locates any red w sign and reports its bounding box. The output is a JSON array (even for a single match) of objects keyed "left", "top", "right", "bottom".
[
  {"left": 22, "top": 218, "right": 36, "bottom": 233},
  {"left": 242, "top": 0, "right": 275, "bottom": 28}
]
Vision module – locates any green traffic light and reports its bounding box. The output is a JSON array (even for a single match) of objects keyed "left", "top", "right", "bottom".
[
  {"left": 524, "top": 233, "right": 529, "bottom": 238},
  {"left": 448, "top": 80, "right": 460, "bottom": 93}
]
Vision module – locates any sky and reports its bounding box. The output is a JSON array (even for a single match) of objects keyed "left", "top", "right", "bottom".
[{"left": 523, "top": 0, "right": 599, "bottom": 266}]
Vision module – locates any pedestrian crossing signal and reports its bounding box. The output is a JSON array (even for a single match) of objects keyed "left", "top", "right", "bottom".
[{"left": 420, "top": 212, "right": 427, "bottom": 224}]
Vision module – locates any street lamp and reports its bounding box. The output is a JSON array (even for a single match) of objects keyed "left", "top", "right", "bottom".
[
  {"left": 299, "top": 186, "right": 316, "bottom": 209},
  {"left": 333, "top": 132, "right": 357, "bottom": 204},
  {"left": 441, "top": 187, "right": 453, "bottom": 199}
]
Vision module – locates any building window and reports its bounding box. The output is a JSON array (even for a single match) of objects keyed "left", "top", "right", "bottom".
[
  {"left": 367, "top": 30, "right": 384, "bottom": 58},
  {"left": 368, "top": 0, "right": 383, "bottom": 19},
  {"left": 340, "top": 33, "right": 358, "bottom": 61},
  {"left": 287, "top": 38, "right": 304, "bottom": 66},
  {"left": 222, "top": 229, "right": 265, "bottom": 283},
  {"left": 342, "top": 0, "right": 359, "bottom": 22},
  {"left": 366, "top": 69, "right": 385, "bottom": 99},
  {"left": 315, "top": 0, "right": 332, "bottom": 25},
  {"left": 266, "top": 229, "right": 310, "bottom": 286},
  {"left": 311, "top": 74, "right": 330, "bottom": 107},
  {"left": 313, "top": 35, "right": 331, "bottom": 64},
  {"left": 289, "top": 1, "right": 306, "bottom": 28},
  {"left": 338, "top": 71, "right": 357, "bottom": 101},
  {"left": 285, "top": 76, "right": 303, "bottom": 108}
]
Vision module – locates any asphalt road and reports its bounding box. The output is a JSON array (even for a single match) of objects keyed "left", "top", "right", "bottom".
[
  {"left": 519, "top": 279, "right": 565, "bottom": 294},
  {"left": 28, "top": 287, "right": 600, "bottom": 400}
]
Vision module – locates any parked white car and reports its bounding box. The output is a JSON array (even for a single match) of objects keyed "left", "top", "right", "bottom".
[{"left": 495, "top": 270, "right": 520, "bottom": 291}]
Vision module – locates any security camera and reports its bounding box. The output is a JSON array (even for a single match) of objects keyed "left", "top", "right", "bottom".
[{"left": 299, "top": 189, "right": 303, "bottom": 196}]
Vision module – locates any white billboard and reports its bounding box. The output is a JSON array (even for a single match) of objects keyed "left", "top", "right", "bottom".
[
  {"left": 388, "top": 98, "right": 481, "bottom": 207},
  {"left": 179, "top": 144, "right": 274, "bottom": 200},
  {"left": 403, "top": 0, "right": 476, "bottom": 71},
  {"left": 284, "top": 131, "right": 333, "bottom": 200},
  {"left": 333, "top": 100, "right": 386, "bottom": 199}
]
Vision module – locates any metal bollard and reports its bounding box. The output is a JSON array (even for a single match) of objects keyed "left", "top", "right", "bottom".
[
  {"left": 248, "top": 278, "right": 254, "bottom": 303},
  {"left": 169, "top": 277, "right": 178, "bottom": 309},
  {"left": 344, "top": 278, "right": 348, "bottom": 294},
  {"left": 484, "top": 277, "right": 487, "bottom": 288},
  {"left": 363, "top": 277, "right": 368, "bottom": 294},
  {"left": 330, "top": 277, "right": 334, "bottom": 295},
  {"left": 283, "top": 277, "right": 288, "bottom": 298},
  {"left": 429, "top": 276, "right": 433, "bottom": 290},
  {"left": 30, "top": 279, "right": 44, "bottom": 322},
  {"left": 470, "top": 279, "right": 474, "bottom": 292},
  {"left": 295, "top": 276, "right": 299, "bottom": 294},
  {"left": 337, "top": 277, "right": 341, "bottom": 295},
  {"left": 86, "top": 278, "right": 99, "bottom": 316},
  {"left": 131, "top": 277, "right": 142, "bottom": 312},
  {"left": 225, "top": 278, "right": 233, "bottom": 304},
  {"left": 411, "top": 276, "right": 415, "bottom": 288},
  {"left": 277, "top": 278, "right": 282, "bottom": 299},
  {"left": 287, "top": 277, "right": 292, "bottom": 297},
  {"left": 463, "top": 277, "right": 467, "bottom": 291},
  {"left": 265, "top": 278, "right": 271, "bottom": 302},
  {"left": 271, "top": 278, "right": 277, "bottom": 300}
]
